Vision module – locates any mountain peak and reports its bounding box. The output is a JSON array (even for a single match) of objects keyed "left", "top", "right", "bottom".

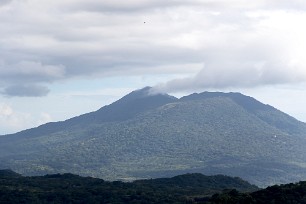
[
  {"left": 119, "top": 86, "right": 152, "bottom": 101},
  {"left": 119, "top": 86, "right": 176, "bottom": 102},
  {"left": 94, "top": 86, "right": 177, "bottom": 121}
]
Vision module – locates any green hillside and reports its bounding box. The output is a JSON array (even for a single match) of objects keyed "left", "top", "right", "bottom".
[{"left": 1, "top": 88, "right": 306, "bottom": 187}]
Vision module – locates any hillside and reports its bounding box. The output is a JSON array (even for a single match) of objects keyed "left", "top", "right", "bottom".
[
  {"left": 1, "top": 87, "right": 306, "bottom": 187},
  {"left": 209, "top": 181, "right": 306, "bottom": 203},
  {"left": 0, "top": 170, "right": 258, "bottom": 204},
  {"left": 2, "top": 170, "right": 306, "bottom": 204}
]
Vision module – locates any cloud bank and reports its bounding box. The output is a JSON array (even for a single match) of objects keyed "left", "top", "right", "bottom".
[
  {"left": 1, "top": 0, "right": 306, "bottom": 96},
  {"left": 152, "top": 8, "right": 306, "bottom": 93}
]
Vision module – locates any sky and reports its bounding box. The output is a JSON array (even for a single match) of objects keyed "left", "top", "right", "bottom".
[{"left": 1, "top": 0, "right": 306, "bottom": 135}]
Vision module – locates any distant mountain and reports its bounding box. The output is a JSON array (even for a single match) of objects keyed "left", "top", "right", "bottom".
[
  {"left": 0, "top": 170, "right": 258, "bottom": 203},
  {"left": 1, "top": 86, "right": 177, "bottom": 140},
  {"left": 0, "top": 169, "right": 21, "bottom": 178},
  {"left": 1, "top": 87, "right": 306, "bottom": 187}
]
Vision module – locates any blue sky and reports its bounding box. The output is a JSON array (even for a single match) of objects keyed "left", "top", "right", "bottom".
[{"left": 1, "top": 0, "right": 306, "bottom": 134}]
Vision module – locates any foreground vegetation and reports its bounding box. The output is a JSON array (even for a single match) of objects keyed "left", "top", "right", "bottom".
[
  {"left": 210, "top": 181, "right": 306, "bottom": 203},
  {"left": 0, "top": 170, "right": 257, "bottom": 203},
  {"left": 2, "top": 169, "right": 306, "bottom": 203}
]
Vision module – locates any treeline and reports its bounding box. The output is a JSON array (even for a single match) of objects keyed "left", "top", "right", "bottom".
[
  {"left": 0, "top": 170, "right": 257, "bottom": 204},
  {"left": 208, "top": 181, "right": 306, "bottom": 203},
  {"left": 4, "top": 169, "right": 306, "bottom": 204}
]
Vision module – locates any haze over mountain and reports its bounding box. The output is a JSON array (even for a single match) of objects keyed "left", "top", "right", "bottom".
[{"left": 1, "top": 87, "right": 306, "bottom": 187}]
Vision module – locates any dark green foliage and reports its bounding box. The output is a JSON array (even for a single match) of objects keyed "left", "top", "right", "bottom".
[
  {"left": 0, "top": 171, "right": 257, "bottom": 204},
  {"left": 208, "top": 181, "right": 306, "bottom": 204},
  {"left": 135, "top": 173, "right": 257, "bottom": 192},
  {"left": 3, "top": 170, "right": 306, "bottom": 204},
  {"left": 0, "top": 169, "right": 22, "bottom": 178}
]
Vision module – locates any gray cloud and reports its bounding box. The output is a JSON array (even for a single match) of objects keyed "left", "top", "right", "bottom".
[
  {"left": 0, "top": 60, "right": 65, "bottom": 97},
  {"left": 62, "top": 0, "right": 191, "bottom": 13},
  {"left": 152, "top": 61, "right": 306, "bottom": 93},
  {"left": 2, "top": 84, "right": 50, "bottom": 97},
  {"left": 1, "top": 0, "right": 306, "bottom": 97},
  {"left": 0, "top": 0, "right": 12, "bottom": 6},
  {"left": 0, "top": 60, "right": 66, "bottom": 83},
  {"left": 55, "top": 0, "right": 306, "bottom": 13},
  {"left": 151, "top": 14, "right": 306, "bottom": 93}
]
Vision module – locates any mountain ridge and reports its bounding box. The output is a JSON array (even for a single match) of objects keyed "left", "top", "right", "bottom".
[{"left": 180, "top": 91, "right": 306, "bottom": 135}]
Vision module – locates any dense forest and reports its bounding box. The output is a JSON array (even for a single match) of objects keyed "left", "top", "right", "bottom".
[
  {"left": 210, "top": 181, "right": 306, "bottom": 203},
  {"left": 2, "top": 169, "right": 306, "bottom": 203},
  {"left": 0, "top": 169, "right": 257, "bottom": 203}
]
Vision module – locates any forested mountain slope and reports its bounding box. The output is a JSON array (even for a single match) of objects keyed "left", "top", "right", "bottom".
[{"left": 1, "top": 87, "right": 306, "bottom": 187}]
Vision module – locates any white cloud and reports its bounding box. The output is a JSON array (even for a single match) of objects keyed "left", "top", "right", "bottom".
[
  {"left": 152, "top": 9, "right": 306, "bottom": 93},
  {"left": 1, "top": 0, "right": 306, "bottom": 97},
  {"left": 0, "top": 103, "right": 31, "bottom": 134},
  {"left": 0, "top": 103, "right": 13, "bottom": 116},
  {"left": 0, "top": 103, "right": 55, "bottom": 135}
]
